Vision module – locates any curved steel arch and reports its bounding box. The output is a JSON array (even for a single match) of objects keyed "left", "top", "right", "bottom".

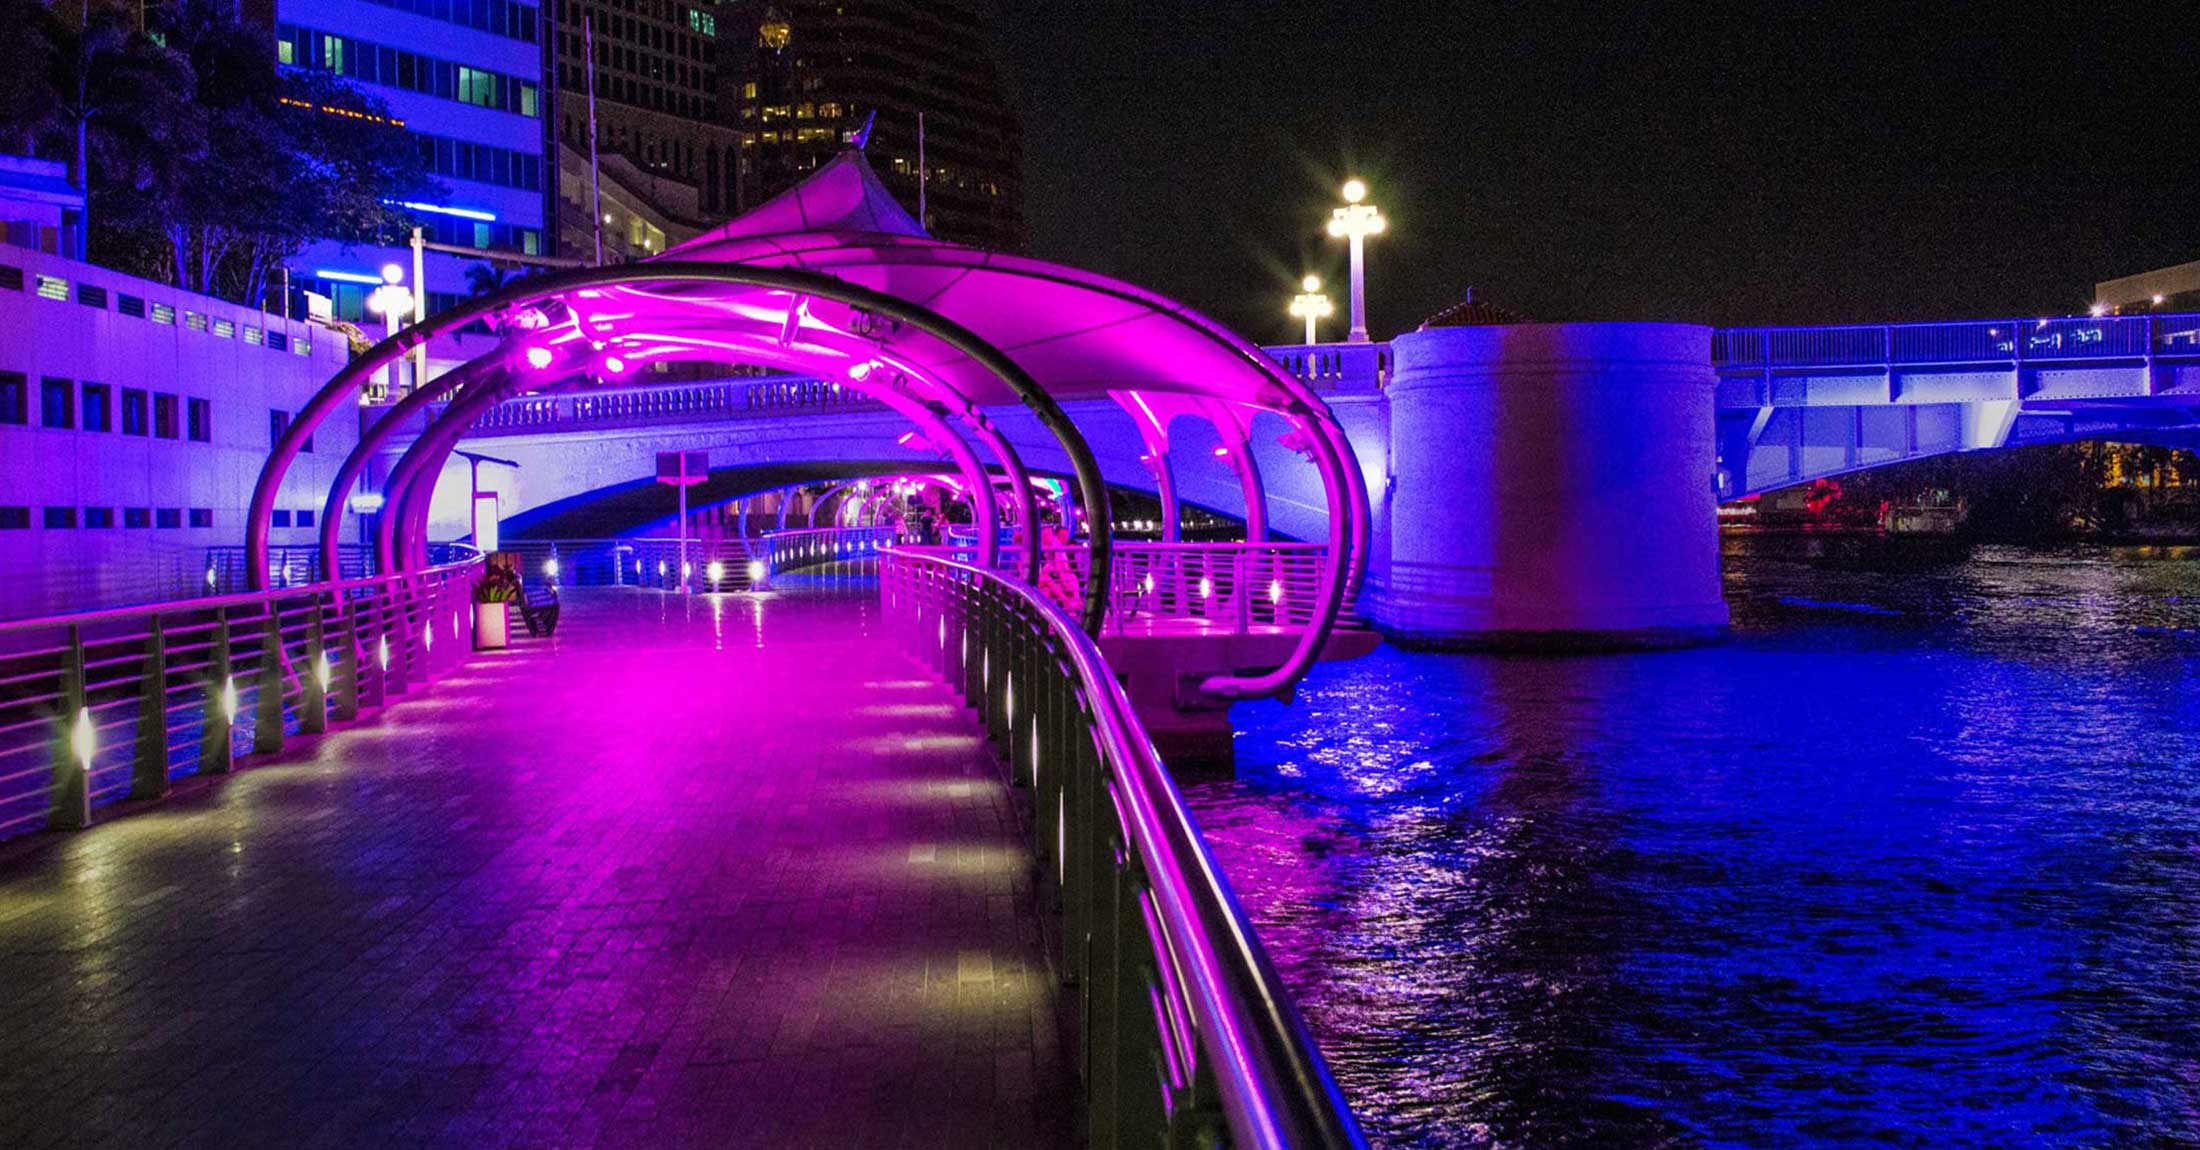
[
  {"left": 249, "top": 262, "right": 1114, "bottom": 633},
  {"left": 316, "top": 359, "right": 499, "bottom": 578}
]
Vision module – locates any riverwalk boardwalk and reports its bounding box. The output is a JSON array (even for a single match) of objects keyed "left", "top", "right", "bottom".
[{"left": 0, "top": 583, "right": 1070, "bottom": 1148}]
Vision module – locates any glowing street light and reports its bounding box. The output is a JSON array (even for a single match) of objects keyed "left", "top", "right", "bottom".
[
  {"left": 1326, "top": 179, "right": 1385, "bottom": 343},
  {"left": 1289, "top": 274, "right": 1333, "bottom": 345},
  {"left": 364, "top": 264, "right": 417, "bottom": 395}
]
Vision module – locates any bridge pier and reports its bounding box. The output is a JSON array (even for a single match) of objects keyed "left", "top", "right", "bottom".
[{"left": 1375, "top": 322, "right": 1729, "bottom": 649}]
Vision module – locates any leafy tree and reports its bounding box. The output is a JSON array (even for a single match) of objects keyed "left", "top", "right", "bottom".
[{"left": 8, "top": 0, "right": 438, "bottom": 304}]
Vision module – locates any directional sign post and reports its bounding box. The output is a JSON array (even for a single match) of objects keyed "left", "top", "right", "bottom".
[{"left": 656, "top": 451, "right": 709, "bottom": 593}]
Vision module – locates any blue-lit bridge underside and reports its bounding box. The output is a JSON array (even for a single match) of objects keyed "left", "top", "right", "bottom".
[
  {"left": 1715, "top": 313, "right": 2200, "bottom": 496},
  {"left": 0, "top": 588, "right": 1070, "bottom": 1148}
]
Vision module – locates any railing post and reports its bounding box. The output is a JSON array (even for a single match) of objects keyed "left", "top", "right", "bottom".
[
  {"left": 1235, "top": 549, "right": 1251, "bottom": 634},
  {"left": 48, "top": 625, "right": 92, "bottom": 830},
  {"left": 200, "top": 608, "right": 234, "bottom": 775},
  {"left": 131, "top": 616, "right": 169, "bottom": 800},
  {"left": 1110, "top": 866, "right": 1170, "bottom": 1148},
  {"left": 254, "top": 607, "right": 287, "bottom": 755},
  {"left": 384, "top": 586, "right": 411, "bottom": 697},
  {"left": 335, "top": 595, "right": 364, "bottom": 720},
  {"left": 299, "top": 595, "right": 328, "bottom": 735}
]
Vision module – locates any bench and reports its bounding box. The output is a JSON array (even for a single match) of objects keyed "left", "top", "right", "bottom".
[{"left": 517, "top": 583, "right": 561, "bottom": 637}]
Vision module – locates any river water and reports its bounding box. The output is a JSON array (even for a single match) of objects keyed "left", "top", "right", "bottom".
[{"left": 1185, "top": 537, "right": 2200, "bottom": 1149}]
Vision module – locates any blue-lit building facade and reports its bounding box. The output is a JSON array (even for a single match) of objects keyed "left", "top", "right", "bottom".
[{"left": 259, "top": 0, "right": 558, "bottom": 321}]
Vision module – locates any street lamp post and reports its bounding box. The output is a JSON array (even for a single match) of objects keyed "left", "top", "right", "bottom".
[
  {"left": 1289, "top": 275, "right": 1334, "bottom": 345},
  {"left": 1326, "top": 179, "right": 1385, "bottom": 343},
  {"left": 364, "top": 264, "right": 416, "bottom": 399}
]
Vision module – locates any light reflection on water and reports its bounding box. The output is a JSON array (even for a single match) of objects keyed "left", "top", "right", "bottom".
[{"left": 1189, "top": 538, "right": 2200, "bottom": 1149}]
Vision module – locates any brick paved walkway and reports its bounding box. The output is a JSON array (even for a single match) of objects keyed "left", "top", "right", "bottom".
[{"left": 0, "top": 584, "right": 1071, "bottom": 1149}]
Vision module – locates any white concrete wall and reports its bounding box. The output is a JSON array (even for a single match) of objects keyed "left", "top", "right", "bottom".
[
  {"left": 0, "top": 248, "right": 358, "bottom": 618},
  {"left": 1382, "top": 323, "right": 1728, "bottom": 646}
]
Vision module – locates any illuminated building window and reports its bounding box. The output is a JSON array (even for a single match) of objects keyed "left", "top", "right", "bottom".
[{"left": 120, "top": 388, "right": 148, "bottom": 436}]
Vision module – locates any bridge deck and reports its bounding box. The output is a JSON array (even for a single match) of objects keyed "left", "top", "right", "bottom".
[{"left": 0, "top": 585, "right": 1068, "bottom": 1149}]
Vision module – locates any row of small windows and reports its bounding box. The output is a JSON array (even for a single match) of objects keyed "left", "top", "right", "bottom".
[
  {"left": 0, "top": 264, "right": 312, "bottom": 354},
  {"left": 419, "top": 134, "right": 545, "bottom": 193},
  {"left": 0, "top": 375, "right": 211, "bottom": 441},
  {"left": 357, "top": 0, "right": 540, "bottom": 43},
  {"left": 416, "top": 216, "right": 544, "bottom": 257},
  {"left": 0, "top": 506, "right": 225, "bottom": 530},
  {"left": 278, "top": 26, "right": 542, "bottom": 119},
  {"left": 557, "top": 64, "right": 715, "bottom": 120}
]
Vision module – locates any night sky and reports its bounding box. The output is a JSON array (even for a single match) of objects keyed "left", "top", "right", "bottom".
[{"left": 987, "top": 3, "right": 2200, "bottom": 343}]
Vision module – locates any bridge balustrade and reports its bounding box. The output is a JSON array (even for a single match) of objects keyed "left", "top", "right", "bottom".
[
  {"left": 0, "top": 560, "right": 480, "bottom": 844},
  {"left": 880, "top": 548, "right": 1364, "bottom": 1149},
  {"left": 1715, "top": 311, "right": 2200, "bottom": 371}
]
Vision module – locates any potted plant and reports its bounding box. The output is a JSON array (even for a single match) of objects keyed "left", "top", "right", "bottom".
[{"left": 473, "top": 556, "right": 523, "bottom": 649}]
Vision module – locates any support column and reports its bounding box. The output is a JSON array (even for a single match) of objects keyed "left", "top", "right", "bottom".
[{"left": 1378, "top": 322, "right": 1728, "bottom": 648}]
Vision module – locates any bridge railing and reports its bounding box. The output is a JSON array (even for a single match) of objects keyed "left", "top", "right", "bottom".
[
  {"left": 905, "top": 540, "right": 1362, "bottom": 636},
  {"left": 880, "top": 549, "right": 1364, "bottom": 1150},
  {"left": 0, "top": 559, "right": 482, "bottom": 845},
  {"left": 1714, "top": 312, "right": 2200, "bottom": 370},
  {"left": 764, "top": 527, "right": 895, "bottom": 574}
]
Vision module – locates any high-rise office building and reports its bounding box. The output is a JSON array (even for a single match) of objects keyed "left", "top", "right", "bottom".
[
  {"left": 730, "top": 1, "right": 1024, "bottom": 251},
  {"left": 551, "top": 0, "right": 744, "bottom": 247},
  {"left": 251, "top": 0, "right": 559, "bottom": 321}
]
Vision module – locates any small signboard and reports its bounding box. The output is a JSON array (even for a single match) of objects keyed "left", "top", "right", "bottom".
[{"left": 656, "top": 451, "right": 709, "bottom": 486}]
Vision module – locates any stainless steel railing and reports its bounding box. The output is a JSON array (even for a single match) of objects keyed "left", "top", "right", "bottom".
[
  {"left": 763, "top": 527, "right": 896, "bottom": 574},
  {"left": 880, "top": 548, "right": 1366, "bottom": 1150},
  {"left": 0, "top": 559, "right": 481, "bottom": 844}
]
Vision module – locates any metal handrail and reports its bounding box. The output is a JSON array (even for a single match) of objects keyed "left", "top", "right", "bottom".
[
  {"left": 763, "top": 527, "right": 895, "bottom": 574},
  {"left": 880, "top": 548, "right": 1365, "bottom": 1150},
  {"left": 0, "top": 558, "right": 483, "bottom": 845}
]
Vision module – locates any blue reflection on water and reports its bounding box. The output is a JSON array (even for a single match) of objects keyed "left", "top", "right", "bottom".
[{"left": 1188, "top": 539, "right": 2200, "bottom": 1149}]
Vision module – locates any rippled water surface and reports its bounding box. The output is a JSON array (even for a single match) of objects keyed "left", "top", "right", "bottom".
[{"left": 1186, "top": 538, "right": 2200, "bottom": 1149}]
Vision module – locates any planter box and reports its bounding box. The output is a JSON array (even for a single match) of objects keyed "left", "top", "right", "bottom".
[{"left": 474, "top": 602, "right": 510, "bottom": 649}]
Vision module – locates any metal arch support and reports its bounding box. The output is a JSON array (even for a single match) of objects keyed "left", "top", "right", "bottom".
[
  {"left": 317, "top": 361, "right": 500, "bottom": 579},
  {"left": 248, "top": 260, "right": 1114, "bottom": 635},
  {"left": 384, "top": 375, "right": 518, "bottom": 572},
  {"left": 775, "top": 484, "right": 796, "bottom": 531},
  {"left": 807, "top": 479, "right": 865, "bottom": 529},
  {"left": 963, "top": 412, "right": 1041, "bottom": 584}
]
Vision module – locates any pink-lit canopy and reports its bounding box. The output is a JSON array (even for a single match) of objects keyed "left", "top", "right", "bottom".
[{"left": 256, "top": 147, "right": 1365, "bottom": 700}]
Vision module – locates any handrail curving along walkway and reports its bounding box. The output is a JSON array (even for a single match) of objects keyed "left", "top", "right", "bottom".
[
  {"left": 880, "top": 547, "right": 1366, "bottom": 1150},
  {"left": 0, "top": 559, "right": 482, "bottom": 844}
]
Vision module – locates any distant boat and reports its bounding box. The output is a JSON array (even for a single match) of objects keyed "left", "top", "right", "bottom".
[{"left": 1879, "top": 493, "right": 1968, "bottom": 535}]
